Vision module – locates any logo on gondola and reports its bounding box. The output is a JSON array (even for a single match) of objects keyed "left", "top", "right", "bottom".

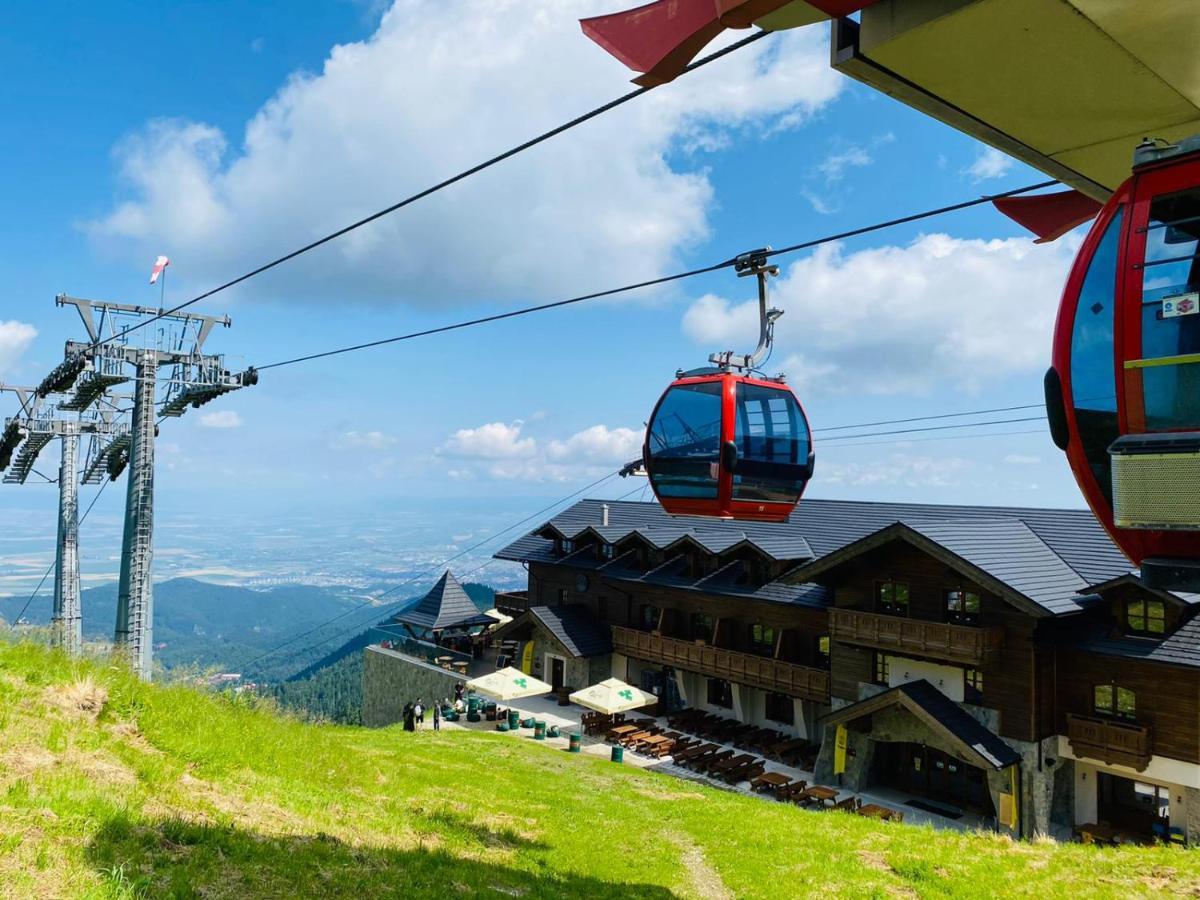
[{"left": 1163, "top": 292, "right": 1199, "bottom": 318}]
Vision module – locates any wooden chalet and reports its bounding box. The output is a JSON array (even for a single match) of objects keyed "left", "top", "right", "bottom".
[{"left": 494, "top": 498, "right": 1200, "bottom": 842}]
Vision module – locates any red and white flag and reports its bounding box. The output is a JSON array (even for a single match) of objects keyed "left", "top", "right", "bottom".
[{"left": 149, "top": 255, "right": 170, "bottom": 285}]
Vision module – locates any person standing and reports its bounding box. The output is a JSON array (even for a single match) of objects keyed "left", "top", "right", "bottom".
[
  {"left": 403, "top": 702, "right": 415, "bottom": 732},
  {"left": 432, "top": 704, "right": 441, "bottom": 732},
  {"left": 414, "top": 698, "right": 425, "bottom": 730},
  {"left": 454, "top": 682, "right": 464, "bottom": 704}
]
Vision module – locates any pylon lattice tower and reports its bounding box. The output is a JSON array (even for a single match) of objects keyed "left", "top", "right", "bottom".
[
  {"left": 0, "top": 385, "right": 126, "bottom": 653},
  {"left": 1, "top": 293, "right": 255, "bottom": 679}
]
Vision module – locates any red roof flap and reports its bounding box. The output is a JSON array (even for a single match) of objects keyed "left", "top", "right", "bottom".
[{"left": 992, "top": 189, "right": 1103, "bottom": 244}]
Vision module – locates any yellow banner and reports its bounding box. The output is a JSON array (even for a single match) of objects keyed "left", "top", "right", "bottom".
[
  {"left": 999, "top": 765, "right": 1019, "bottom": 830},
  {"left": 520, "top": 641, "right": 534, "bottom": 675},
  {"left": 833, "top": 724, "right": 848, "bottom": 775}
]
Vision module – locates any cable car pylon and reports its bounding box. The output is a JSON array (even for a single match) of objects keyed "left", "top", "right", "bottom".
[{"left": 635, "top": 248, "right": 814, "bottom": 522}]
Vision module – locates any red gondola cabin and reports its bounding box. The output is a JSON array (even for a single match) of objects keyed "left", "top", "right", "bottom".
[
  {"left": 644, "top": 371, "right": 813, "bottom": 522},
  {"left": 1047, "top": 136, "right": 1200, "bottom": 589}
]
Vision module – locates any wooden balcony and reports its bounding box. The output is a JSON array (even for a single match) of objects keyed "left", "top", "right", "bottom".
[
  {"left": 493, "top": 590, "right": 529, "bottom": 615},
  {"left": 828, "top": 608, "right": 1004, "bottom": 665},
  {"left": 611, "top": 625, "right": 830, "bottom": 702},
  {"left": 1066, "top": 713, "right": 1153, "bottom": 772}
]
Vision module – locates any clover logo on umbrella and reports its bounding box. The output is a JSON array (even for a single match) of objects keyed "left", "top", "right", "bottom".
[
  {"left": 618, "top": 689, "right": 633, "bottom": 701},
  {"left": 514, "top": 677, "right": 527, "bottom": 689}
]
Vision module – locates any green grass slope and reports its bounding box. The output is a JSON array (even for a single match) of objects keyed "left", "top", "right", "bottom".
[{"left": 0, "top": 640, "right": 1196, "bottom": 899}]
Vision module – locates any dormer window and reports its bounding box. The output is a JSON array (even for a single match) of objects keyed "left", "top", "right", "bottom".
[
  {"left": 561, "top": 539, "right": 575, "bottom": 554},
  {"left": 1126, "top": 598, "right": 1165, "bottom": 636},
  {"left": 945, "top": 589, "right": 981, "bottom": 625},
  {"left": 877, "top": 581, "right": 910, "bottom": 615},
  {"left": 600, "top": 542, "right": 614, "bottom": 560}
]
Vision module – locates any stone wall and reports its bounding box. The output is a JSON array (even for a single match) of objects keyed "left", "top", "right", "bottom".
[{"left": 362, "top": 646, "right": 465, "bottom": 728}]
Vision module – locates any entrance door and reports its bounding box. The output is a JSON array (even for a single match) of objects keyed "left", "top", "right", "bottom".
[
  {"left": 549, "top": 656, "right": 565, "bottom": 691},
  {"left": 871, "top": 742, "right": 994, "bottom": 817},
  {"left": 1098, "top": 772, "right": 1169, "bottom": 837}
]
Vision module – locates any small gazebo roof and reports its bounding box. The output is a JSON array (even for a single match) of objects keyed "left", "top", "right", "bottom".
[{"left": 393, "top": 571, "right": 495, "bottom": 632}]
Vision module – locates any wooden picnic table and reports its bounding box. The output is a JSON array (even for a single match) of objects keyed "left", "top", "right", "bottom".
[
  {"left": 639, "top": 734, "right": 672, "bottom": 749},
  {"left": 751, "top": 771, "right": 793, "bottom": 793},
  {"left": 797, "top": 785, "right": 839, "bottom": 807},
  {"left": 1077, "top": 823, "right": 1120, "bottom": 845},
  {"left": 607, "top": 724, "right": 639, "bottom": 741},
  {"left": 857, "top": 803, "right": 899, "bottom": 821}
]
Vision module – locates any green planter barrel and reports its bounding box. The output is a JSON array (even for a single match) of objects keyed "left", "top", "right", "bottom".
[
  {"left": 534, "top": 721, "right": 546, "bottom": 740},
  {"left": 568, "top": 732, "right": 582, "bottom": 753},
  {"left": 507, "top": 709, "right": 520, "bottom": 729},
  {"left": 610, "top": 745, "right": 624, "bottom": 763}
]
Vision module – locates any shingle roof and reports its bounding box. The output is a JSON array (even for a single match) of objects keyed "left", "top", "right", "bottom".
[
  {"left": 1065, "top": 614, "right": 1200, "bottom": 669},
  {"left": 901, "top": 519, "right": 1091, "bottom": 615},
  {"left": 527, "top": 605, "right": 612, "bottom": 658},
  {"left": 495, "top": 498, "right": 1133, "bottom": 615},
  {"left": 825, "top": 680, "right": 1021, "bottom": 770},
  {"left": 392, "top": 571, "right": 495, "bottom": 632}
]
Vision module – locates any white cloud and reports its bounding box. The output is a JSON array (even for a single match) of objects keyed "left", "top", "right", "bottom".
[
  {"left": 83, "top": 1, "right": 842, "bottom": 305},
  {"left": 440, "top": 422, "right": 536, "bottom": 460},
  {"left": 818, "top": 146, "right": 871, "bottom": 182},
  {"left": 440, "top": 419, "right": 640, "bottom": 481},
  {"left": 0, "top": 321, "right": 37, "bottom": 374},
  {"left": 331, "top": 429, "right": 398, "bottom": 450},
  {"left": 1003, "top": 453, "right": 1041, "bottom": 466},
  {"left": 814, "top": 453, "right": 969, "bottom": 489},
  {"left": 547, "top": 424, "right": 641, "bottom": 463},
  {"left": 198, "top": 410, "right": 243, "bottom": 429},
  {"left": 682, "top": 232, "right": 1077, "bottom": 395},
  {"left": 964, "top": 146, "right": 1012, "bottom": 181}
]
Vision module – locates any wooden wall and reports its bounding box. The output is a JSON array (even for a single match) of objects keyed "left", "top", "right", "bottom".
[
  {"left": 825, "top": 541, "right": 1044, "bottom": 742},
  {"left": 1055, "top": 649, "right": 1200, "bottom": 764}
]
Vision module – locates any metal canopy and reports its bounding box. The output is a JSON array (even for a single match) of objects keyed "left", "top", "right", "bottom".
[{"left": 833, "top": 0, "right": 1200, "bottom": 200}]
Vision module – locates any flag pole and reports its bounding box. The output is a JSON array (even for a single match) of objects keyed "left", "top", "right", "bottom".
[{"left": 159, "top": 266, "right": 165, "bottom": 312}]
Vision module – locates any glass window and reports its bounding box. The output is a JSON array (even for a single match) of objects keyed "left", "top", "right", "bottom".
[
  {"left": 750, "top": 623, "right": 775, "bottom": 655},
  {"left": 561, "top": 539, "right": 575, "bottom": 554},
  {"left": 945, "top": 589, "right": 981, "bottom": 624},
  {"left": 600, "top": 542, "right": 614, "bottom": 560},
  {"left": 731, "top": 383, "right": 811, "bottom": 503},
  {"left": 1133, "top": 782, "right": 1171, "bottom": 821},
  {"left": 878, "top": 581, "right": 910, "bottom": 615},
  {"left": 1070, "top": 208, "right": 1123, "bottom": 502},
  {"left": 691, "top": 612, "right": 714, "bottom": 642},
  {"left": 647, "top": 381, "right": 723, "bottom": 499},
  {"left": 1138, "top": 189, "right": 1200, "bottom": 430},
  {"left": 556, "top": 588, "right": 568, "bottom": 605},
  {"left": 1095, "top": 683, "right": 1136, "bottom": 720},
  {"left": 816, "top": 635, "right": 830, "bottom": 668},
  {"left": 707, "top": 678, "right": 732, "bottom": 709},
  {"left": 1127, "top": 598, "right": 1166, "bottom": 635},
  {"left": 765, "top": 692, "right": 794, "bottom": 724},
  {"left": 641, "top": 605, "right": 660, "bottom": 631},
  {"left": 964, "top": 668, "right": 984, "bottom": 703},
  {"left": 873, "top": 653, "right": 890, "bottom": 686}
]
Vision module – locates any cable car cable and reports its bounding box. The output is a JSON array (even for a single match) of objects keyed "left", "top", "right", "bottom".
[
  {"left": 288, "top": 480, "right": 650, "bottom": 666},
  {"left": 10, "top": 478, "right": 112, "bottom": 626},
  {"left": 253, "top": 179, "right": 1059, "bottom": 372},
  {"left": 241, "top": 469, "right": 629, "bottom": 671},
  {"left": 812, "top": 402, "right": 1047, "bottom": 433},
  {"left": 79, "top": 31, "right": 772, "bottom": 353}
]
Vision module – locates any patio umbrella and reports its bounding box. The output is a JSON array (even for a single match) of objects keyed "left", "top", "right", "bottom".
[
  {"left": 569, "top": 678, "right": 657, "bottom": 715},
  {"left": 466, "top": 666, "right": 552, "bottom": 701}
]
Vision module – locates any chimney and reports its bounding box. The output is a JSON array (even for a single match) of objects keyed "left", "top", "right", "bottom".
[{"left": 602, "top": 503, "right": 610, "bottom": 527}]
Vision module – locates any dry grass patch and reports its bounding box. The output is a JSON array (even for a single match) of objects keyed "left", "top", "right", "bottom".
[{"left": 43, "top": 677, "right": 107, "bottom": 721}]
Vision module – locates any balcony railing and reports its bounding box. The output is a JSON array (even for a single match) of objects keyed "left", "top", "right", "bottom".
[
  {"left": 493, "top": 590, "right": 530, "bottom": 615},
  {"left": 828, "top": 608, "right": 1004, "bottom": 665},
  {"left": 611, "top": 625, "right": 829, "bottom": 702},
  {"left": 1066, "top": 713, "right": 1153, "bottom": 772}
]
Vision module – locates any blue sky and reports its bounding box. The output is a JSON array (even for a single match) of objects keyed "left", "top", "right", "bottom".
[{"left": 1, "top": 1, "right": 1087, "bottom": 538}]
